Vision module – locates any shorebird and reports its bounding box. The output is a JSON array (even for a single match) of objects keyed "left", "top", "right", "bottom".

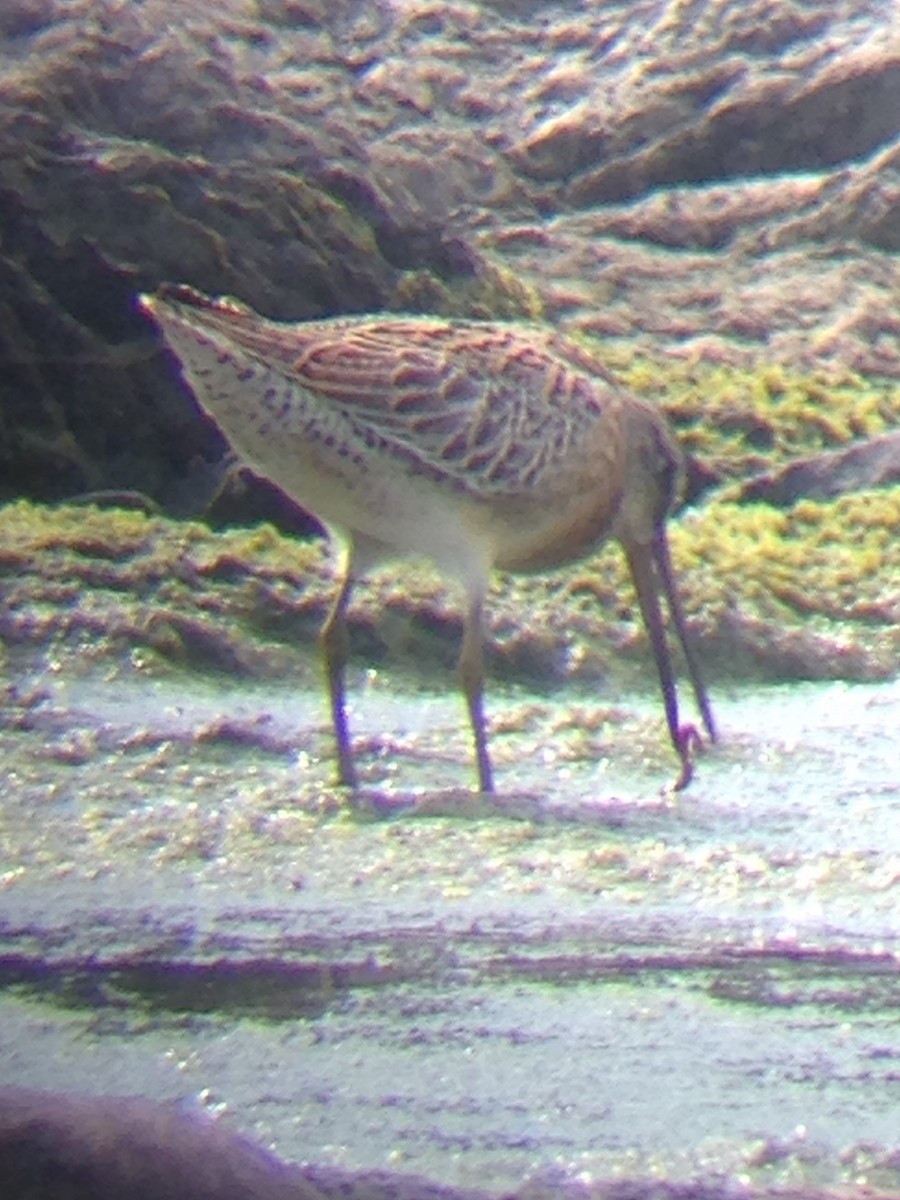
[{"left": 139, "top": 284, "right": 716, "bottom": 793}]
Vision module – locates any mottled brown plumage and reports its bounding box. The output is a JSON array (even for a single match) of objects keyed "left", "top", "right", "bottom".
[{"left": 140, "top": 284, "right": 715, "bottom": 792}]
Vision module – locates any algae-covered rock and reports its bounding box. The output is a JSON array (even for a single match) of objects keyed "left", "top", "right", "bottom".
[
  {"left": 1, "top": 495, "right": 897, "bottom": 687},
  {"left": 612, "top": 357, "right": 900, "bottom": 497},
  {"left": 734, "top": 431, "right": 900, "bottom": 507},
  {"left": 0, "top": 0, "right": 536, "bottom": 511},
  {"left": 2, "top": 0, "right": 900, "bottom": 520}
]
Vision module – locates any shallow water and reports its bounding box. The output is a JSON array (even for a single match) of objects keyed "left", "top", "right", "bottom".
[{"left": 0, "top": 655, "right": 898, "bottom": 1195}]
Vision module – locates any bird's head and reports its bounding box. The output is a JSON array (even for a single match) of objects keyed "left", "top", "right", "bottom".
[{"left": 614, "top": 398, "right": 685, "bottom": 546}]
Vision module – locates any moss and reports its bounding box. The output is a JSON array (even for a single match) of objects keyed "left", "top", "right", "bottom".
[
  {"left": 0, "top": 500, "right": 330, "bottom": 676},
  {"left": 588, "top": 347, "right": 900, "bottom": 484},
  {"left": 2, "top": 486, "right": 898, "bottom": 689},
  {"left": 389, "top": 259, "right": 544, "bottom": 321},
  {"left": 675, "top": 488, "right": 900, "bottom": 621},
  {"left": 556, "top": 486, "right": 900, "bottom": 682}
]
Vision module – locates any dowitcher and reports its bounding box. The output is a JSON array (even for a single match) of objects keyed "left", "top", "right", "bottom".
[{"left": 139, "top": 284, "right": 716, "bottom": 793}]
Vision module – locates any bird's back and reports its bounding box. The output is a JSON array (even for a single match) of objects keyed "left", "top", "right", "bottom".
[{"left": 141, "top": 288, "right": 639, "bottom": 575}]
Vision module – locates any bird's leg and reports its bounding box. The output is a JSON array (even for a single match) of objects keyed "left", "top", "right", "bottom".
[
  {"left": 458, "top": 590, "right": 494, "bottom": 794},
  {"left": 320, "top": 568, "right": 357, "bottom": 788},
  {"left": 624, "top": 538, "right": 696, "bottom": 790},
  {"left": 651, "top": 528, "right": 716, "bottom": 744}
]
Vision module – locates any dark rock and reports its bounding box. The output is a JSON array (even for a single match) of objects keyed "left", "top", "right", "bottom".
[
  {"left": 735, "top": 430, "right": 900, "bottom": 506},
  {"left": 2, "top": 0, "right": 900, "bottom": 515},
  {"left": 0, "top": 0, "right": 533, "bottom": 512},
  {"left": 0, "top": 1087, "right": 494, "bottom": 1200},
  {"left": 0, "top": 1088, "right": 311, "bottom": 1200},
  {"left": 0, "top": 0, "right": 54, "bottom": 38}
]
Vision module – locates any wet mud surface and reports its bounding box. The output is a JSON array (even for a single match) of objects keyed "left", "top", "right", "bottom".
[{"left": 0, "top": 648, "right": 898, "bottom": 1196}]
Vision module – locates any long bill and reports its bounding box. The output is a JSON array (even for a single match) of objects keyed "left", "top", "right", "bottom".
[
  {"left": 624, "top": 529, "right": 716, "bottom": 790},
  {"left": 652, "top": 527, "right": 716, "bottom": 745}
]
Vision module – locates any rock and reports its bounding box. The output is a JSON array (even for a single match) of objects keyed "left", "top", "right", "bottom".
[
  {"left": 0, "top": 1088, "right": 314, "bottom": 1200},
  {"left": 0, "top": 0, "right": 535, "bottom": 511},
  {"left": 1, "top": 0, "right": 899, "bottom": 513},
  {"left": 734, "top": 430, "right": 900, "bottom": 506},
  {"left": 0, "top": 1087, "right": 491, "bottom": 1200}
]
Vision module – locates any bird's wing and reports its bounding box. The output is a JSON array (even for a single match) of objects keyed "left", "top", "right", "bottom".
[
  {"left": 284, "top": 316, "right": 624, "bottom": 496},
  {"left": 267, "top": 314, "right": 624, "bottom": 496},
  {"left": 145, "top": 287, "right": 624, "bottom": 498}
]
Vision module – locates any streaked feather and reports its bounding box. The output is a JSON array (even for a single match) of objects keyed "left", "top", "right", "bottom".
[{"left": 147, "top": 287, "right": 626, "bottom": 499}]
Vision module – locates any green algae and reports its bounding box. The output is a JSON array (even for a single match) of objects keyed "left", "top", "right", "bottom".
[
  {"left": 1, "top": 490, "right": 897, "bottom": 690},
  {"left": 0, "top": 501, "right": 329, "bottom": 678},
  {"left": 593, "top": 351, "right": 900, "bottom": 482},
  {"left": 389, "top": 257, "right": 544, "bottom": 321},
  {"left": 559, "top": 488, "right": 900, "bottom": 682}
]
